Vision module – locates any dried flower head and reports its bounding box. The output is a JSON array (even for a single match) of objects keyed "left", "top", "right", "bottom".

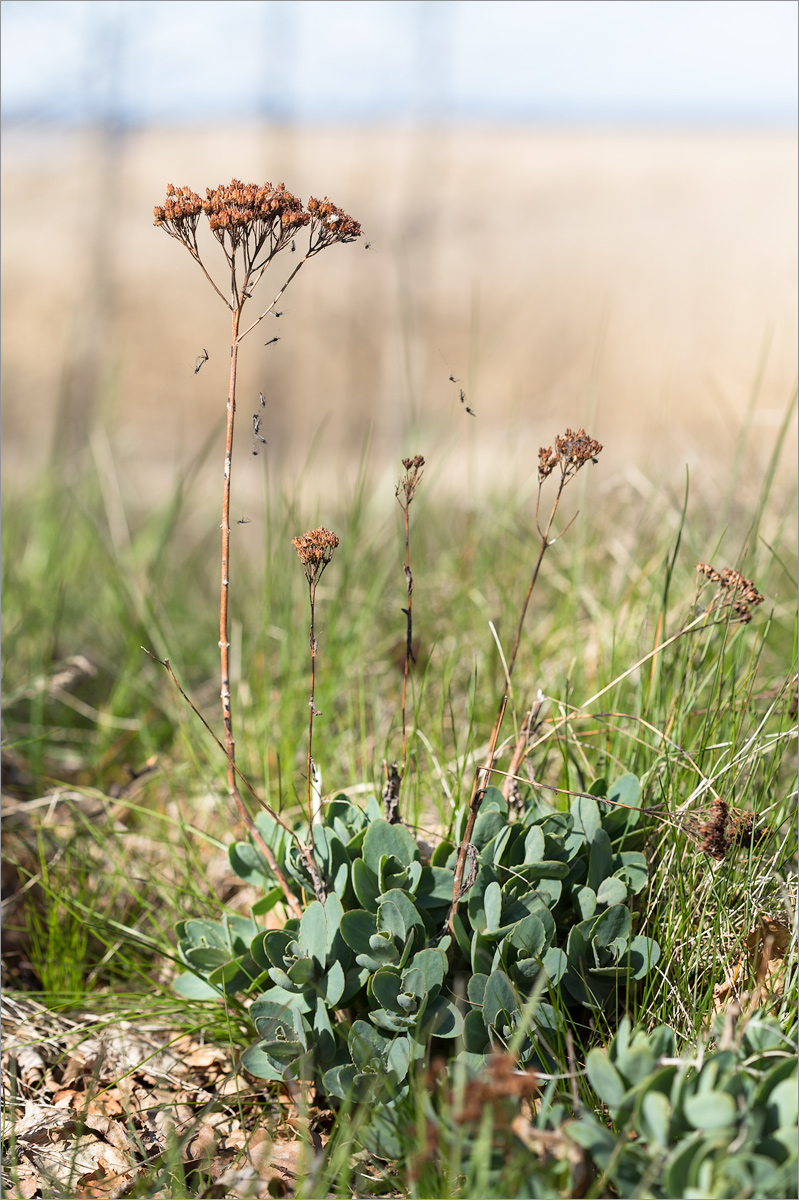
[
  {"left": 202, "top": 179, "right": 309, "bottom": 252},
  {"left": 538, "top": 428, "right": 603, "bottom": 482},
  {"left": 397, "top": 454, "right": 425, "bottom": 510},
  {"left": 292, "top": 527, "right": 340, "bottom": 585},
  {"left": 696, "top": 562, "right": 765, "bottom": 624},
  {"left": 153, "top": 183, "right": 205, "bottom": 240},
  {"left": 306, "top": 196, "right": 362, "bottom": 247},
  {"left": 155, "top": 179, "right": 360, "bottom": 264}
]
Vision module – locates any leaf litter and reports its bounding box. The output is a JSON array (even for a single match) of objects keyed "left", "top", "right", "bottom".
[{"left": 0, "top": 993, "right": 334, "bottom": 1199}]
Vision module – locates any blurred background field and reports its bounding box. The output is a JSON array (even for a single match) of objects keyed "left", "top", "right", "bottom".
[
  {"left": 1, "top": 122, "right": 797, "bottom": 517},
  {"left": 2, "top": 1, "right": 798, "bottom": 521}
]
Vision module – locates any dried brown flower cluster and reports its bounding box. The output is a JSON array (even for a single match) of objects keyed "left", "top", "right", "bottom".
[
  {"left": 154, "top": 179, "right": 360, "bottom": 257},
  {"left": 202, "top": 179, "right": 308, "bottom": 248},
  {"left": 538, "top": 428, "right": 603, "bottom": 482},
  {"left": 306, "top": 195, "right": 362, "bottom": 243},
  {"left": 396, "top": 454, "right": 425, "bottom": 509},
  {"left": 700, "top": 799, "right": 765, "bottom": 860},
  {"left": 696, "top": 562, "right": 765, "bottom": 624},
  {"left": 292, "top": 527, "right": 340, "bottom": 584},
  {"left": 152, "top": 184, "right": 205, "bottom": 237}
]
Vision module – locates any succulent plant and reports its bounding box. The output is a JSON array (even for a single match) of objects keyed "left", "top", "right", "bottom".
[
  {"left": 173, "top": 773, "right": 664, "bottom": 1108},
  {"left": 568, "top": 1012, "right": 798, "bottom": 1199}
]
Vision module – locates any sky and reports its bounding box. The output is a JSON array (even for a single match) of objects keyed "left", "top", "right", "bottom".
[{"left": 2, "top": 0, "right": 797, "bottom": 126}]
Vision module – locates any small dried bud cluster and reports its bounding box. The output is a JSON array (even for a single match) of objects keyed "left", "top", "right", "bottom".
[
  {"left": 203, "top": 179, "right": 308, "bottom": 241},
  {"left": 396, "top": 454, "right": 425, "bottom": 510},
  {"left": 700, "top": 799, "right": 766, "bottom": 860},
  {"left": 306, "top": 196, "right": 362, "bottom": 243},
  {"left": 292, "top": 527, "right": 340, "bottom": 584},
  {"left": 696, "top": 563, "right": 765, "bottom": 624},
  {"left": 152, "top": 184, "right": 205, "bottom": 236},
  {"left": 538, "top": 428, "right": 603, "bottom": 482}
]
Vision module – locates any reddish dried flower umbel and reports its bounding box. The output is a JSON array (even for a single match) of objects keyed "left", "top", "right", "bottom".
[
  {"left": 292, "top": 527, "right": 340, "bottom": 585},
  {"left": 538, "top": 428, "right": 603, "bottom": 482},
  {"left": 696, "top": 562, "right": 765, "bottom": 624},
  {"left": 154, "top": 179, "right": 360, "bottom": 257}
]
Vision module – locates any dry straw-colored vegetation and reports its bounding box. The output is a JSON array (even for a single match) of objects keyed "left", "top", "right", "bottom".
[{"left": 1, "top": 125, "right": 797, "bottom": 506}]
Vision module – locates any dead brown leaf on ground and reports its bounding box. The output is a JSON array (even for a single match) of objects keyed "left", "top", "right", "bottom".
[{"left": 712, "top": 912, "right": 795, "bottom": 1019}]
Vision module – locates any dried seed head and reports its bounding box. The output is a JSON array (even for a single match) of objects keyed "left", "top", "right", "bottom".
[
  {"left": 306, "top": 196, "right": 362, "bottom": 245},
  {"left": 397, "top": 454, "right": 425, "bottom": 509},
  {"left": 292, "top": 527, "right": 339, "bottom": 584},
  {"left": 202, "top": 179, "right": 309, "bottom": 244},
  {"left": 699, "top": 799, "right": 767, "bottom": 860},
  {"left": 154, "top": 179, "right": 360, "bottom": 266},
  {"left": 452, "top": 1054, "right": 538, "bottom": 1125},
  {"left": 538, "top": 427, "right": 603, "bottom": 482},
  {"left": 700, "top": 799, "right": 731, "bottom": 860},
  {"left": 153, "top": 183, "right": 204, "bottom": 239},
  {"left": 696, "top": 561, "right": 765, "bottom": 624}
]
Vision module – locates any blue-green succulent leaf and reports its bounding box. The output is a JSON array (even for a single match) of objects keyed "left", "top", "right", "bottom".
[
  {"left": 340, "top": 909, "right": 377, "bottom": 953},
  {"left": 298, "top": 900, "right": 327, "bottom": 969},
  {"left": 174, "top": 971, "right": 222, "bottom": 999},
  {"left": 352, "top": 857, "right": 380, "bottom": 912},
  {"left": 363, "top": 820, "right": 419, "bottom": 872},
  {"left": 571, "top": 794, "right": 601, "bottom": 844},
  {"left": 587, "top": 828, "right": 614, "bottom": 892},
  {"left": 484, "top": 880, "right": 503, "bottom": 934},
  {"left": 483, "top": 970, "right": 519, "bottom": 1029},
  {"left": 596, "top": 876, "right": 628, "bottom": 907}
]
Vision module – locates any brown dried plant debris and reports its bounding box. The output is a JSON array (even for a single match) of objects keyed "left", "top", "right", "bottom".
[
  {"left": 408, "top": 1055, "right": 540, "bottom": 1186},
  {"left": 538, "top": 427, "right": 603, "bottom": 482},
  {"left": 696, "top": 561, "right": 765, "bottom": 624},
  {"left": 698, "top": 798, "right": 768, "bottom": 861},
  {"left": 712, "top": 914, "right": 794, "bottom": 1016},
  {"left": 0, "top": 996, "right": 305, "bottom": 1200}
]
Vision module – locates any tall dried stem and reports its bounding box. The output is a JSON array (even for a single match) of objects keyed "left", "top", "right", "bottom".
[
  {"left": 292, "top": 528, "right": 340, "bottom": 828},
  {"left": 152, "top": 180, "right": 359, "bottom": 901},
  {"left": 446, "top": 429, "right": 603, "bottom": 936},
  {"left": 220, "top": 305, "right": 241, "bottom": 802},
  {"left": 385, "top": 456, "right": 426, "bottom": 819}
]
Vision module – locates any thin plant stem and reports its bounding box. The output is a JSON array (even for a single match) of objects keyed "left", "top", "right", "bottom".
[
  {"left": 446, "top": 484, "right": 560, "bottom": 931},
  {"left": 386, "top": 455, "right": 425, "bottom": 822},
  {"left": 220, "top": 304, "right": 242, "bottom": 807},
  {"left": 152, "top": 180, "right": 360, "bottom": 895},
  {"left": 292, "top": 527, "right": 340, "bottom": 840},
  {"left": 306, "top": 579, "right": 318, "bottom": 826},
  {"left": 401, "top": 497, "right": 413, "bottom": 774},
  {"left": 446, "top": 429, "right": 602, "bottom": 936}
]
